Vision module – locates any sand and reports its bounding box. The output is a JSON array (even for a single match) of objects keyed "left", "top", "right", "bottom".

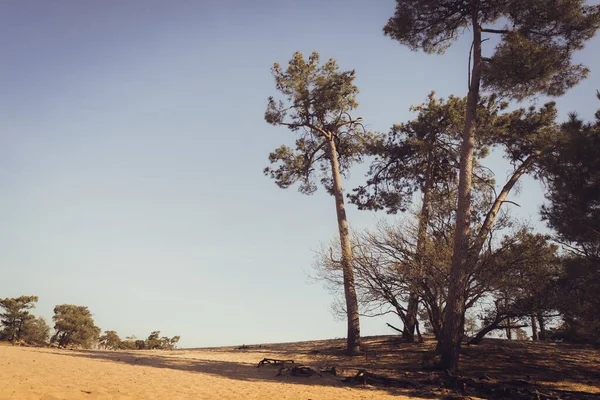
[
  {"left": 3, "top": 336, "right": 598, "bottom": 399},
  {"left": 0, "top": 344, "right": 417, "bottom": 400}
]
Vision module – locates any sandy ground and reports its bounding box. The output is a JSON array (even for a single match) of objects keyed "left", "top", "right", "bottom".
[
  {"left": 2, "top": 336, "right": 598, "bottom": 399},
  {"left": 0, "top": 345, "right": 417, "bottom": 400}
]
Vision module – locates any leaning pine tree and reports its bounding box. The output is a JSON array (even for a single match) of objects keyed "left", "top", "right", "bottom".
[
  {"left": 264, "top": 51, "right": 371, "bottom": 354},
  {"left": 385, "top": 0, "right": 600, "bottom": 371}
]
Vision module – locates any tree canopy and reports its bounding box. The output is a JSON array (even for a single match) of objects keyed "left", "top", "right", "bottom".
[
  {"left": 384, "top": 0, "right": 600, "bottom": 100},
  {"left": 0, "top": 296, "right": 39, "bottom": 342},
  {"left": 51, "top": 304, "right": 101, "bottom": 349},
  {"left": 264, "top": 51, "right": 369, "bottom": 194},
  {"left": 541, "top": 95, "right": 600, "bottom": 259}
]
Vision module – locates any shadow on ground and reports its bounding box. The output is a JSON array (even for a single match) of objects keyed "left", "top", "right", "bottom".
[{"left": 38, "top": 335, "right": 600, "bottom": 399}]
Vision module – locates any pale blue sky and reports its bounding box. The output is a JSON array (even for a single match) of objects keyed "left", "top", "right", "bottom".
[{"left": 1, "top": 1, "right": 598, "bottom": 347}]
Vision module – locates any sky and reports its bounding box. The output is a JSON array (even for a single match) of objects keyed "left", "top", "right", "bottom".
[{"left": 1, "top": 1, "right": 599, "bottom": 348}]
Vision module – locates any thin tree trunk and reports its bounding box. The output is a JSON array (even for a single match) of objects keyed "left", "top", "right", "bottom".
[
  {"left": 426, "top": 298, "right": 443, "bottom": 340},
  {"left": 406, "top": 150, "right": 435, "bottom": 342},
  {"left": 469, "top": 319, "right": 526, "bottom": 344},
  {"left": 422, "top": 285, "right": 443, "bottom": 340},
  {"left": 537, "top": 313, "right": 546, "bottom": 341},
  {"left": 469, "top": 315, "right": 503, "bottom": 345},
  {"left": 387, "top": 292, "right": 410, "bottom": 332},
  {"left": 327, "top": 136, "right": 361, "bottom": 355},
  {"left": 471, "top": 153, "right": 538, "bottom": 255},
  {"left": 505, "top": 295, "right": 512, "bottom": 340},
  {"left": 531, "top": 314, "right": 538, "bottom": 341},
  {"left": 439, "top": 4, "right": 482, "bottom": 372}
]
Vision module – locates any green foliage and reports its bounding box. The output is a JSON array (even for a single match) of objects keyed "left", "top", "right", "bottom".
[
  {"left": 384, "top": 0, "right": 600, "bottom": 100},
  {"left": 264, "top": 51, "right": 372, "bottom": 194},
  {"left": 146, "top": 330, "right": 161, "bottom": 349},
  {"left": 0, "top": 296, "right": 39, "bottom": 342},
  {"left": 495, "top": 102, "right": 559, "bottom": 167},
  {"left": 21, "top": 317, "right": 50, "bottom": 346},
  {"left": 541, "top": 99, "right": 600, "bottom": 257},
  {"left": 539, "top": 98, "right": 600, "bottom": 344},
  {"left": 469, "top": 230, "right": 562, "bottom": 343},
  {"left": 135, "top": 339, "right": 147, "bottom": 350},
  {"left": 145, "top": 331, "right": 180, "bottom": 350},
  {"left": 350, "top": 92, "right": 500, "bottom": 214},
  {"left": 118, "top": 340, "right": 137, "bottom": 350},
  {"left": 99, "top": 330, "right": 122, "bottom": 350},
  {"left": 482, "top": 229, "right": 562, "bottom": 312},
  {"left": 116, "top": 331, "right": 180, "bottom": 350},
  {"left": 51, "top": 304, "right": 100, "bottom": 349},
  {"left": 553, "top": 256, "right": 600, "bottom": 344}
]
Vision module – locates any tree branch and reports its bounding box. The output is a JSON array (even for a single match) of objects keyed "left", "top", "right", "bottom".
[{"left": 480, "top": 27, "right": 509, "bottom": 34}]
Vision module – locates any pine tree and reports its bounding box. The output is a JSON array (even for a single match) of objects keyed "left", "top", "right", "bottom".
[{"left": 384, "top": 0, "right": 599, "bottom": 371}]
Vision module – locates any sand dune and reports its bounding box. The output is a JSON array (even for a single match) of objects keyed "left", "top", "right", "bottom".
[
  {"left": 0, "top": 343, "right": 417, "bottom": 400},
  {"left": 2, "top": 336, "right": 599, "bottom": 399}
]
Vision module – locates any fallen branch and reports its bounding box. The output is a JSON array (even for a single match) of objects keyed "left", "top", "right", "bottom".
[{"left": 257, "top": 358, "right": 295, "bottom": 368}]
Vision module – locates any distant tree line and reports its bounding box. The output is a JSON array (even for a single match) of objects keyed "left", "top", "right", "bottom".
[
  {"left": 100, "top": 330, "right": 180, "bottom": 350},
  {"left": 0, "top": 297, "right": 180, "bottom": 350}
]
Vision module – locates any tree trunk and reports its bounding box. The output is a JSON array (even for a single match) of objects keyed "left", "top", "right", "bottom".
[
  {"left": 422, "top": 288, "right": 443, "bottom": 340},
  {"left": 537, "top": 313, "right": 546, "bottom": 341},
  {"left": 415, "top": 317, "right": 424, "bottom": 343},
  {"left": 531, "top": 314, "right": 538, "bottom": 341},
  {"left": 439, "top": 6, "right": 482, "bottom": 373},
  {"left": 405, "top": 150, "right": 435, "bottom": 342},
  {"left": 469, "top": 315, "right": 503, "bottom": 345},
  {"left": 505, "top": 295, "right": 512, "bottom": 340},
  {"left": 403, "top": 294, "right": 418, "bottom": 342},
  {"left": 471, "top": 153, "right": 538, "bottom": 255},
  {"left": 469, "top": 320, "right": 527, "bottom": 344},
  {"left": 388, "top": 295, "right": 413, "bottom": 342},
  {"left": 17, "top": 319, "right": 24, "bottom": 341},
  {"left": 327, "top": 136, "right": 361, "bottom": 355}
]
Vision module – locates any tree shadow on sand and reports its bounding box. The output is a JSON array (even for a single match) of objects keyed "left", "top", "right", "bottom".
[
  {"left": 38, "top": 347, "right": 439, "bottom": 398},
  {"left": 36, "top": 336, "right": 600, "bottom": 399}
]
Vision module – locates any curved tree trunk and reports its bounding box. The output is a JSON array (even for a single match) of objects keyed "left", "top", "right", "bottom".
[
  {"left": 471, "top": 153, "right": 538, "bottom": 255},
  {"left": 327, "top": 136, "right": 361, "bottom": 355},
  {"left": 469, "top": 315, "right": 504, "bottom": 345},
  {"left": 439, "top": 5, "right": 482, "bottom": 372}
]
